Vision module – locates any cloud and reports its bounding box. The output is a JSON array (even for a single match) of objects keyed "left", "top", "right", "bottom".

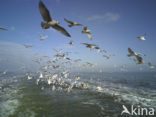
[
  {"left": 87, "top": 12, "right": 120, "bottom": 22},
  {"left": 0, "top": 41, "right": 37, "bottom": 72}
]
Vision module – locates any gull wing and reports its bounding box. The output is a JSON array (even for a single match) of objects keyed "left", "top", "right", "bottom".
[
  {"left": 87, "top": 32, "right": 92, "bottom": 40},
  {"left": 136, "top": 55, "right": 143, "bottom": 64},
  {"left": 64, "top": 18, "right": 73, "bottom": 24},
  {"left": 39, "top": 1, "right": 52, "bottom": 22},
  {"left": 52, "top": 24, "right": 71, "bottom": 37},
  {"left": 0, "top": 27, "right": 8, "bottom": 31}
]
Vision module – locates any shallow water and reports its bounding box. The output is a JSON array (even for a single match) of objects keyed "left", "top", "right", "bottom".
[{"left": 0, "top": 72, "right": 156, "bottom": 117}]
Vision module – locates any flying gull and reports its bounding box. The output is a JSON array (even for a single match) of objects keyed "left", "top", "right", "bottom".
[
  {"left": 38, "top": 32, "right": 48, "bottom": 41},
  {"left": 82, "top": 43, "right": 98, "bottom": 51},
  {"left": 39, "top": 1, "right": 71, "bottom": 37},
  {"left": 82, "top": 26, "right": 92, "bottom": 40},
  {"left": 137, "top": 33, "right": 146, "bottom": 41},
  {"left": 64, "top": 18, "right": 83, "bottom": 27}
]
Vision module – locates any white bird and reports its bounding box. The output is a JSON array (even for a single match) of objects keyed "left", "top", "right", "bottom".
[
  {"left": 64, "top": 18, "right": 83, "bottom": 27},
  {"left": 38, "top": 32, "right": 48, "bottom": 41},
  {"left": 82, "top": 26, "right": 92, "bottom": 40},
  {"left": 127, "top": 48, "right": 136, "bottom": 57},
  {"left": 39, "top": 1, "right": 71, "bottom": 37},
  {"left": 27, "top": 75, "right": 32, "bottom": 80},
  {"left": 137, "top": 33, "right": 146, "bottom": 41},
  {"left": 98, "top": 49, "right": 107, "bottom": 53},
  {"left": 39, "top": 73, "right": 43, "bottom": 78},
  {"left": 82, "top": 43, "right": 98, "bottom": 51}
]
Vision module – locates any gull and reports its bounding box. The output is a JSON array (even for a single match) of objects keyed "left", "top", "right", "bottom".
[
  {"left": 64, "top": 18, "right": 83, "bottom": 27},
  {"left": 127, "top": 48, "right": 144, "bottom": 64},
  {"left": 39, "top": 1, "right": 71, "bottom": 37},
  {"left": 82, "top": 43, "right": 97, "bottom": 51},
  {"left": 27, "top": 75, "right": 32, "bottom": 80},
  {"left": 97, "top": 86, "right": 103, "bottom": 92},
  {"left": 136, "top": 55, "right": 144, "bottom": 64},
  {"left": 148, "top": 62, "right": 154, "bottom": 69},
  {"left": 98, "top": 49, "right": 107, "bottom": 53},
  {"left": 0, "top": 27, "right": 8, "bottom": 31},
  {"left": 69, "top": 40, "right": 74, "bottom": 46},
  {"left": 23, "top": 44, "right": 32, "bottom": 48},
  {"left": 32, "top": 59, "right": 40, "bottom": 64},
  {"left": 86, "top": 62, "right": 94, "bottom": 67},
  {"left": 65, "top": 57, "right": 71, "bottom": 60},
  {"left": 38, "top": 32, "right": 48, "bottom": 41},
  {"left": 137, "top": 33, "right": 146, "bottom": 41},
  {"left": 103, "top": 55, "right": 110, "bottom": 59},
  {"left": 103, "top": 54, "right": 115, "bottom": 59},
  {"left": 74, "top": 59, "right": 81, "bottom": 62},
  {"left": 82, "top": 26, "right": 92, "bottom": 40},
  {"left": 127, "top": 48, "right": 137, "bottom": 57}
]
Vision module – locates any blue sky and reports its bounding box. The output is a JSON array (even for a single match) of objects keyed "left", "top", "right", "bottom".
[{"left": 0, "top": 0, "right": 156, "bottom": 72}]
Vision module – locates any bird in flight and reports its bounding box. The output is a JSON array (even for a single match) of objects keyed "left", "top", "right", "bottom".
[
  {"left": 82, "top": 26, "right": 92, "bottom": 40},
  {"left": 137, "top": 33, "right": 146, "bottom": 41},
  {"left": 82, "top": 43, "right": 98, "bottom": 51},
  {"left": 64, "top": 18, "right": 83, "bottom": 27},
  {"left": 38, "top": 32, "right": 48, "bottom": 41},
  {"left": 39, "top": 1, "right": 71, "bottom": 37}
]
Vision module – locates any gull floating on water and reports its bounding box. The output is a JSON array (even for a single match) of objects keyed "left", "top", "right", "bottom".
[
  {"left": 27, "top": 75, "right": 32, "bottom": 80},
  {"left": 64, "top": 18, "right": 83, "bottom": 27},
  {"left": 82, "top": 26, "right": 92, "bottom": 40},
  {"left": 0, "top": 27, "right": 8, "bottom": 31},
  {"left": 98, "top": 49, "right": 107, "bottom": 53},
  {"left": 39, "top": 1, "right": 71, "bottom": 37},
  {"left": 136, "top": 55, "right": 144, "bottom": 64}
]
